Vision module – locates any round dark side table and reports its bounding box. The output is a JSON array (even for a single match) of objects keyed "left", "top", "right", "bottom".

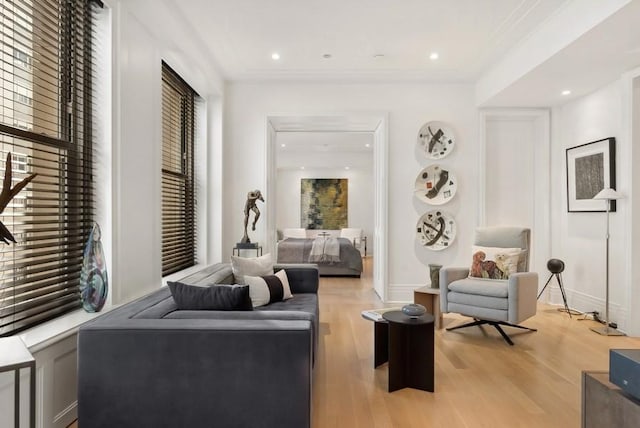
[{"left": 382, "top": 310, "right": 435, "bottom": 393}]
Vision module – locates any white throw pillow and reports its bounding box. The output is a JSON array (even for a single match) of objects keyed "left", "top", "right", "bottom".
[
  {"left": 245, "top": 269, "right": 293, "bottom": 307},
  {"left": 469, "top": 246, "right": 521, "bottom": 280},
  {"left": 231, "top": 253, "right": 274, "bottom": 285}
]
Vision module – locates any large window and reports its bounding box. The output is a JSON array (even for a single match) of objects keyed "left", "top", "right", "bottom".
[
  {"left": 0, "top": 0, "right": 100, "bottom": 336},
  {"left": 161, "top": 62, "right": 196, "bottom": 276}
]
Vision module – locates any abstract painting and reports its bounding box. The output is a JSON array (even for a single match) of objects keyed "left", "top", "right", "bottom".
[
  {"left": 417, "top": 121, "right": 456, "bottom": 160},
  {"left": 300, "top": 179, "right": 348, "bottom": 229},
  {"left": 566, "top": 137, "right": 616, "bottom": 212},
  {"left": 416, "top": 210, "right": 456, "bottom": 251}
]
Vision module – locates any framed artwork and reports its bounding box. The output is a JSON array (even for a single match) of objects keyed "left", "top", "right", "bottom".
[
  {"left": 414, "top": 164, "right": 457, "bottom": 205},
  {"left": 416, "top": 210, "right": 456, "bottom": 251},
  {"left": 300, "top": 178, "right": 348, "bottom": 229},
  {"left": 417, "top": 121, "right": 456, "bottom": 160},
  {"left": 566, "top": 137, "right": 616, "bottom": 212}
]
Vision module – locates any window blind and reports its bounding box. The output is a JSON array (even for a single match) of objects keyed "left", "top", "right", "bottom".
[
  {"left": 161, "top": 62, "right": 196, "bottom": 276},
  {"left": 0, "top": 0, "right": 100, "bottom": 336}
]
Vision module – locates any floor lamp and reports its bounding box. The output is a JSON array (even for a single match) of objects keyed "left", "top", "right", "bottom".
[{"left": 591, "top": 187, "right": 625, "bottom": 336}]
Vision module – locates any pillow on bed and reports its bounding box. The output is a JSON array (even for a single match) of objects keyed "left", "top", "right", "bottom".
[
  {"left": 283, "top": 228, "right": 306, "bottom": 239},
  {"left": 245, "top": 269, "right": 293, "bottom": 307},
  {"left": 231, "top": 253, "right": 274, "bottom": 285}
]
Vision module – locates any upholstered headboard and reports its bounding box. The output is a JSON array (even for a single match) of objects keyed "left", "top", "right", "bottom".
[{"left": 282, "top": 228, "right": 307, "bottom": 239}]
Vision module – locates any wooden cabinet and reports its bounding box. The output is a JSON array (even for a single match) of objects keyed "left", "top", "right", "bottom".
[
  {"left": 582, "top": 371, "right": 640, "bottom": 428},
  {"left": 413, "top": 286, "right": 442, "bottom": 329}
]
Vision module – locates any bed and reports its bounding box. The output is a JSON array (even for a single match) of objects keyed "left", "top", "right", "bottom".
[{"left": 277, "top": 237, "right": 363, "bottom": 277}]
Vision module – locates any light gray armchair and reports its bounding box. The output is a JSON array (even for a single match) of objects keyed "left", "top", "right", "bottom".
[{"left": 440, "top": 227, "right": 538, "bottom": 345}]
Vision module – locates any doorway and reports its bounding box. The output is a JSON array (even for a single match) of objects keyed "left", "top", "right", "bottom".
[{"left": 265, "top": 114, "right": 388, "bottom": 300}]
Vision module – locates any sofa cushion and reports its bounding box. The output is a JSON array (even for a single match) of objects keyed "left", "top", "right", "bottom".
[
  {"left": 448, "top": 302, "right": 508, "bottom": 322},
  {"left": 231, "top": 253, "right": 274, "bottom": 285},
  {"left": 255, "top": 293, "right": 317, "bottom": 316},
  {"left": 469, "top": 246, "right": 521, "bottom": 280},
  {"left": 447, "top": 291, "right": 509, "bottom": 310},
  {"left": 177, "top": 263, "right": 235, "bottom": 286},
  {"left": 165, "top": 293, "right": 320, "bottom": 362},
  {"left": 448, "top": 277, "right": 509, "bottom": 298},
  {"left": 161, "top": 294, "right": 317, "bottom": 340},
  {"left": 131, "top": 294, "right": 178, "bottom": 319},
  {"left": 245, "top": 269, "right": 293, "bottom": 307},
  {"left": 168, "top": 282, "right": 253, "bottom": 311}
]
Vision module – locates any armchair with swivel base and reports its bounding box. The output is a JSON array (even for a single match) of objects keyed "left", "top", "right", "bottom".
[{"left": 440, "top": 227, "right": 539, "bottom": 346}]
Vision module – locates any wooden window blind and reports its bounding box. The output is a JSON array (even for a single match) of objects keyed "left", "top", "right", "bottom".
[
  {"left": 161, "top": 62, "right": 196, "bottom": 276},
  {"left": 0, "top": 0, "right": 101, "bottom": 336}
]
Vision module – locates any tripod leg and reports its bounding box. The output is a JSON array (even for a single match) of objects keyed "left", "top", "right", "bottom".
[
  {"left": 537, "top": 274, "right": 555, "bottom": 299},
  {"left": 556, "top": 273, "right": 572, "bottom": 318}
]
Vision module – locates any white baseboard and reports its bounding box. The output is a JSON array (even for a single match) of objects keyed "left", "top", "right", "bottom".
[
  {"left": 54, "top": 401, "right": 77, "bottom": 427},
  {"left": 545, "top": 288, "right": 629, "bottom": 332}
]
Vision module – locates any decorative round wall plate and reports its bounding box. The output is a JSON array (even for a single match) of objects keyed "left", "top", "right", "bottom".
[
  {"left": 417, "top": 121, "right": 456, "bottom": 159},
  {"left": 416, "top": 211, "right": 456, "bottom": 250},
  {"left": 414, "top": 164, "right": 457, "bottom": 205}
]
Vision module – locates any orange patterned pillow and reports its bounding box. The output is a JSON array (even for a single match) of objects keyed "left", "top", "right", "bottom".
[{"left": 469, "top": 246, "right": 521, "bottom": 280}]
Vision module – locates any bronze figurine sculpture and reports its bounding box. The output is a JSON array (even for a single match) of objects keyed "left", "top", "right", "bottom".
[{"left": 240, "top": 189, "right": 264, "bottom": 244}]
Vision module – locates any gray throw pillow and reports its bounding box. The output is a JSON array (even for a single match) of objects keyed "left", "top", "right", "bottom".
[{"left": 167, "top": 282, "right": 253, "bottom": 311}]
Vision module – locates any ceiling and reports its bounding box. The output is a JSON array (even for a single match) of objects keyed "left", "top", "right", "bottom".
[
  {"left": 167, "top": 0, "right": 570, "bottom": 82},
  {"left": 269, "top": 115, "right": 382, "bottom": 132},
  {"left": 483, "top": 0, "right": 640, "bottom": 106},
  {"left": 276, "top": 132, "right": 374, "bottom": 170},
  {"left": 277, "top": 132, "right": 373, "bottom": 153}
]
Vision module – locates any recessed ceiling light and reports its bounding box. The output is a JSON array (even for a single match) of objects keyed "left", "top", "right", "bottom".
[
  {"left": 365, "top": 143, "right": 371, "bottom": 148},
  {"left": 280, "top": 143, "right": 286, "bottom": 148},
  {"left": 271, "top": 52, "right": 280, "bottom": 60},
  {"left": 345, "top": 166, "right": 350, "bottom": 170},
  {"left": 429, "top": 52, "right": 439, "bottom": 60},
  {"left": 561, "top": 90, "right": 571, "bottom": 96},
  {"left": 300, "top": 166, "right": 305, "bottom": 170},
  {"left": 322, "top": 54, "right": 332, "bottom": 59}
]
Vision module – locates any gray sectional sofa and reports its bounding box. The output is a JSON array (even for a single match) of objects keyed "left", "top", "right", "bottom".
[{"left": 77, "top": 263, "right": 319, "bottom": 428}]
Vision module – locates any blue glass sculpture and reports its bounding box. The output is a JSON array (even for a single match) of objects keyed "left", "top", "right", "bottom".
[{"left": 80, "top": 223, "right": 108, "bottom": 312}]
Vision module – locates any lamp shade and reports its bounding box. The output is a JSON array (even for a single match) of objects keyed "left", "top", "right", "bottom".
[{"left": 593, "top": 188, "right": 623, "bottom": 200}]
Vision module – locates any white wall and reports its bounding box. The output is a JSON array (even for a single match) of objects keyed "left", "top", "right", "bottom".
[
  {"left": 480, "top": 110, "right": 551, "bottom": 279},
  {"left": 630, "top": 71, "right": 640, "bottom": 335},
  {"left": 550, "top": 79, "right": 629, "bottom": 329},
  {"left": 476, "top": 0, "right": 631, "bottom": 106},
  {"left": 224, "top": 82, "right": 477, "bottom": 300},
  {"left": 111, "top": 0, "right": 223, "bottom": 302},
  {"left": 276, "top": 167, "right": 374, "bottom": 248},
  {"left": 0, "top": 2, "right": 226, "bottom": 426},
  {"left": 485, "top": 119, "right": 535, "bottom": 227},
  {"left": 112, "top": 4, "right": 162, "bottom": 303}
]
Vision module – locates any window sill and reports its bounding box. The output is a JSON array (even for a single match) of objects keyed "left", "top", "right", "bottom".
[
  {"left": 162, "top": 263, "right": 210, "bottom": 285},
  {"left": 19, "top": 263, "right": 210, "bottom": 353},
  {"left": 19, "top": 303, "right": 120, "bottom": 353}
]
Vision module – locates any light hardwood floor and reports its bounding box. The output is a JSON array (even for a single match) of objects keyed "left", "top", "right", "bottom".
[
  {"left": 70, "top": 258, "right": 640, "bottom": 428},
  {"left": 312, "top": 258, "right": 640, "bottom": 428}
]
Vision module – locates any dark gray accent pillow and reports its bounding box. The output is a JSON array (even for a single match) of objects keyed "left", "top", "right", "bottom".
[{"left": 167, "top": 282, "right": 253, "bottom": 311}]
